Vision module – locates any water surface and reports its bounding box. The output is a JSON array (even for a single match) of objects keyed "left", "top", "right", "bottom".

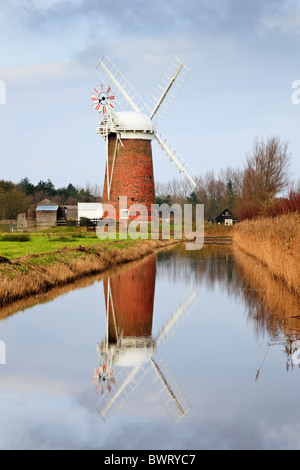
[{"left": 0, "top": 243, "right": 300, "bottom": 450}]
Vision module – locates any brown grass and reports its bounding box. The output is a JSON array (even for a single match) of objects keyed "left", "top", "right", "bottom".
[
  {"left": 0, "top": 239, "right": 179, "bottom": 308},
  {"left": 204, "top": 222, "right": 234, "bottom": 237},
  {"left": 234, "top": 245, "right": 300, "bottom": 373},
  {"left": 0, "top": 250, "right": 163, "bottom": 321},
  {"left": 233, "top": 213, "right": 300, "bottom": 296},
  {"left": 233, "top": 245, "right": 300, "bottom": 335}
]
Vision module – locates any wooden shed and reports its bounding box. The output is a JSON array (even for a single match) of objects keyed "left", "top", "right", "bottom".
[
  {"left": 36, "top": 199, "right": 66, "bottom": 228},
  {"left": 17, "top": 199, "right": 66, "bottom": 230},
  {"left": 65, "top": 205, "right": 78, "bottom": 221}
]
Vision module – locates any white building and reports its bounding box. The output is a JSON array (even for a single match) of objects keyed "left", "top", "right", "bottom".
[{"left": 78, "top": 203, "right": 103, "bottom": 221}]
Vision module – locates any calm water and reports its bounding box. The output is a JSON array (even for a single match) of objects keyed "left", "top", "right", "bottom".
[{"left": 1, "top": 243, "right": 300, "bottom": 450}]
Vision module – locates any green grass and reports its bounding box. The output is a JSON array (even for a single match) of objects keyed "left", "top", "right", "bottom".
[
  {"left": 0, "top": 229, "right": 94, "bottom": 260},
  {"left": 0, "top": 228, "right": 142, "bottom": 260}
]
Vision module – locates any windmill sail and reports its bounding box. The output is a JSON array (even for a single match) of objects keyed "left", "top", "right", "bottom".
[
  {"left": 96, "top": 361, "right": 153, "bottom": 423},
  {"left": 155, "top": 133, "right": 200, "bottom": 191},
  {"left": 148, "top": 56, "right": 190, "bottom": 120},
  {"left": 155, "top": 289, "right": 197, "bottom": 346},
  {"left": 94, "top": 54, "right": 199, "bottom": 199},
  {"left": 96, "top": 54, "right": 150, "bottom": 114},
  {"left": 151, "top": 358, "right": 191, "bottom": 423}
]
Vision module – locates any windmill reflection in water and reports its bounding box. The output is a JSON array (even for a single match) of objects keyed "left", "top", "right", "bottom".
[{"left": 92, "top": 255, "right": 196, "bottom": 423}]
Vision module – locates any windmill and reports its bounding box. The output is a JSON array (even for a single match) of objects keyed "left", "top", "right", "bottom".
[
  {"left": 92, "top": 256, "right": 197, "bottom": 423},
  {"left": 91, "top": 55, "right": 200, "bottom": 220}
]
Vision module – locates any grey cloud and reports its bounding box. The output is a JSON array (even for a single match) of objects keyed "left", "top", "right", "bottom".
[
  {"left": 4, "top": 0, "right": 298, "bottom": 45},
  {"left": 1, "top": 0, "right": 299, "bottom": 68}
]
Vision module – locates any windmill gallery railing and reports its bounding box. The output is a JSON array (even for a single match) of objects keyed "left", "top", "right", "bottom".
[{"left": 96, "top": 114, "right": 157, "bottom": 137}]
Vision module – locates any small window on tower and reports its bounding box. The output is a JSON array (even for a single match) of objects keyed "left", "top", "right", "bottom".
[
  {"left": 131, "top": 197, "right": 134, "bottom": 202},
  {"left": 120, "top": 209, "right": 129, "bottom": 219}
]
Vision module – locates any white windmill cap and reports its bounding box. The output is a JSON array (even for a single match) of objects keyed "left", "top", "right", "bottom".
[{"left": 114, "top": 111, "right": 156, "bottom": 133}]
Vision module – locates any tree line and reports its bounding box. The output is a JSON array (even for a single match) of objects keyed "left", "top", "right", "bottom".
[
  {"left": 0, "top": 178, "right": 101, "bottom": 220},
  {"left": 155, "top": 135, "right": 300, "bottom": 221},
  {"left": 1, "top": 135, "right": 299, "bottom": 221}
]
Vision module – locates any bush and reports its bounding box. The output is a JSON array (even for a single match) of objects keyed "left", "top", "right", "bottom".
[
  {"left": 0, "top": 233, "right": 31, "bottom": 242},
  {"left": 267, "top": 189, "right": 300, "bottom": 217}
]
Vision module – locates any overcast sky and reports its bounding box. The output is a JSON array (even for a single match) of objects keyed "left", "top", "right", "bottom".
[{"left": 0, "top": 0, "right": 300, "bottom": 191}]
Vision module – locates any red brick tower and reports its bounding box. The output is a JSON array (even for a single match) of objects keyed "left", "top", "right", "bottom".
[
  {"left": 100, "top": 112, "right": 156, "bottom": 221},
  {"left": 103, "top": 255, "right": 156, "bottom": 343}
]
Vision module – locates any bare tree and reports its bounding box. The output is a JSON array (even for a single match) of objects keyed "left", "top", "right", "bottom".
[
  {"left": 219, "top": 166, "right": 243, "bottom": 200},
  {"left": 155, "top": 178, "right": 190, "bottom": 205},
  {"left": 85, "top": 182, "right": 102, "bottom": 198},
  {"left": 237, "top": 136, "right": 291, "bottom": 219},
  {"left": 195, "top": 170, "right": 229, "bottom": 221},
  {"left": 246, "top": 136, "right": 290, "bottom": 195}
]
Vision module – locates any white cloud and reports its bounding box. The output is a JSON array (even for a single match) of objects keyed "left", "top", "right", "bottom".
[
  {"left": 0, "top": 391, "right": 100, "bottom": 450},
  {"left": 261, "top": 5, "right": 300, "bottom": 35}
]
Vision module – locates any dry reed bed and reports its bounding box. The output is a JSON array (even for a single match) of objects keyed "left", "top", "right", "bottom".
[
  {"left": 0, "top": 251, "right": 161, "bottom": 321},
  {"left": 0, "top": 239, "right": 179, "bottom": 308},
  {"left": 233, "top": 245, "right": 300, "bottom": 335},
  {"left": 233, "top": 213, "right": 300, "bottom": 296}
]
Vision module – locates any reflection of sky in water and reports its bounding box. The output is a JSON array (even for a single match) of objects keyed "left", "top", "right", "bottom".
[{"left": 0, "top": 245, "right": 300, "bottom": 449}]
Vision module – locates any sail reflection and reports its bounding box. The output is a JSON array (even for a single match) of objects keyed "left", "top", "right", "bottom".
[{"left": 93, "top": 255, "right": 196, "bottom": 423}]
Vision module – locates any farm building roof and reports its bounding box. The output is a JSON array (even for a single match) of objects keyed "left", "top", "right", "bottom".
[{"left": 36, "top": 205, "right": 59, "bottom": 211}]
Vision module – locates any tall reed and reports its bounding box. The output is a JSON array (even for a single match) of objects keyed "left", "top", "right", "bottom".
[{"left": 233, "top": 213, "right": 300, "bottom": 295}]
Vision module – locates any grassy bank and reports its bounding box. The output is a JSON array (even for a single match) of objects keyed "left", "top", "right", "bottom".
[
  {"left": 0, "top": 223, "right": 233, "bottom": 308},
  {"left": 0, "top": 230, "right": 180, "bottom": 307},
  {"left": 0, "top": 227, "right": 114, "bottom": 260},
  {"left": 0, "top": 223, "right": 232, "bottom": 262},
  {"left": 233, "top": 213, "right": 300, "bottom": 296}
]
